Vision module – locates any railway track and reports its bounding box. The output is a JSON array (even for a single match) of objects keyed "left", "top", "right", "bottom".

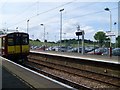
[
  {"left": 24, "top": 62, "right": 91, "bottom": 90},
  {"left": 23, "top": 53, "right": 120, "bottom": 89}
]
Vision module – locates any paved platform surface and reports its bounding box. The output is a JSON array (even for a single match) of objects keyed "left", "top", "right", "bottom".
[
  {"left": 2, "top": 67, "right": 33, "bottom": 89},
  {"left": 31, "top": 50, "right": 120, "bottom": 64}
]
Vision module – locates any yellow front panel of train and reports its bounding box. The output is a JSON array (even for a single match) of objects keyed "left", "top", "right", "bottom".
[
  {"left": 8, "top": 46, "right": 15, "bottom": 54},
  {"left": 22, "top": 45, "right": 29, "bottom": 53},
  {"left": 15, "top": 45, "right": 21, "bottom": 53},
  {"left": 8, "top": 45, "right": 29, "bottom": 54}
]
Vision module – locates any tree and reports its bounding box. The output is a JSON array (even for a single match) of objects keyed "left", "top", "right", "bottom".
[
  {"left": 35, "top": 39, "right": 41, "bottom": 42},
  {"left": 94, "top": 31, "right": 107, "bottom": 47},
  {"left": 116, "top": 36, "right": 120, "bottom": 47},
  {"left": 104, "top": 37, "right": 110, "bottom": 47}
]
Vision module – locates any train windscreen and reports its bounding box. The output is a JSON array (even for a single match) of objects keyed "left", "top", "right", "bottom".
[
  {"left": 7, "top": 34, "right": 14, "bottom": 46},
  {"left": 22, "top": 34, "right": 29, "bottom": 45},
  {"left": 7, "top": 33, "right": 29, "bottom": 45}
]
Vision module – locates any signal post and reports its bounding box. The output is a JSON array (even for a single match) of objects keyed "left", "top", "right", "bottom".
[{"left": 75, "top": 25, "right": 85, "bottom": 55}]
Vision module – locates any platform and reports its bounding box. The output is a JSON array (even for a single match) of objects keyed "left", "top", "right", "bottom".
[
  {"left": 2, "top": 67, "right": 33, "bottom": 89},
  {"left": 0, "top": 56, "right": 73, "bottom": 89},
  {"left": 31, "top": 50, "right": 120, "bottom": 64}
]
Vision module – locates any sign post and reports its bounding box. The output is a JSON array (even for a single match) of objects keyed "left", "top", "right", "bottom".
[
  {"left": 75, "top": 25, "right": 85, "bottom": 54},
  {"left": 106, "top": 31, "right": 115, "bottom": 57}
]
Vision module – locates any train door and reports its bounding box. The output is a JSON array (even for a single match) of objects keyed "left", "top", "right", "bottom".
[
  {"left": 0, "top": 37, "right": 6, "bottom": 56},
  {"left": 14, "top": 33, "right": 21, "bottom": 54},
  {"left": 21, "top": 34, "right": 29, "bottom": 54},
  {"left": 7, "top": 34, "right": 15, "bottom": 55}
]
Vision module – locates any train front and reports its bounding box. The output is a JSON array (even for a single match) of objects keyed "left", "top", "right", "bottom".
[{"left": 7, "top": 32, "right": 29, "bottom": 62}]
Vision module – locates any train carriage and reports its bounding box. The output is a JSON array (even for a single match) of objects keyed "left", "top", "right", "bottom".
[{"left": 0, "top": 32, "right": 29, "bottom": 62}]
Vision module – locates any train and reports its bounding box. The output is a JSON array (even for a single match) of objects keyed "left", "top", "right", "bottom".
[{"left": 0, "top": 32, "right": 29, "bottom": 62}]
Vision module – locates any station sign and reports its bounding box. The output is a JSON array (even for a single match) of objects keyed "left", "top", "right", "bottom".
[
  {"left": 75, "top": 31, "right": 82, "bottom": 36},
  {"left": 75, "top": 30, "right": 85, "bottom": 36},
  {"left": 106, "top": 31, "right": 116, "bottom": 36}
]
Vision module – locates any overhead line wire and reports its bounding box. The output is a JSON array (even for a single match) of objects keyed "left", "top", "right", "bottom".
[
  {"left": 41, "top": 7, "right": 117, "bottom": 26},
  {"left": 7, "top": 0, "right": 77, "bottom": 28},
  {"left": 65, "top": 2, "right": 98, "bottom": 14},
  {"left": 67, "top": 7, "right": 118, "bottom": 20},
  {"left": 28, "top": 7, "right": 117, "bottom": 31},
  {"left": 27, "top": 6, "right": 118, "bottom": 30},
  {"left": 30, "top": 2, "right": 98, "bottom": 25},
  {"left": 7, "top": 2, "right": 118, "bottom": 29}
]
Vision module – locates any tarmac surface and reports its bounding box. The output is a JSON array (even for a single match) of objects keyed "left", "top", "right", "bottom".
[{"left": 2, "top": 67, "right": 33, "bottom": 89}]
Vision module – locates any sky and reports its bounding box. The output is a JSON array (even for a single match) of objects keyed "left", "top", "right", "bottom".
[{"left": 0, "top": 0, "right": 119, "bottom": 43}]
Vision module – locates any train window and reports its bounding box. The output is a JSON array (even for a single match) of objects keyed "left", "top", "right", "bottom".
[
  {"left": 22, "top": 37, "right": 28, "bottom": 45},
  {"left": 21, "top": 34, "right": 29, "bottom": 45},
  {"left": 7, "top": 34, "right": 14, "bottom": 38},
  {"left": 22, "top": 34, "right": 28, "bottom": 37},
  {"left": 8, "top": 38, "right": 14, "bottom": 46},
  {"left": 7, "top": 34, "right": 14, "bottom": 46},
  {"left": 3, "top": 38, "right": 5, "bottom": 46}
]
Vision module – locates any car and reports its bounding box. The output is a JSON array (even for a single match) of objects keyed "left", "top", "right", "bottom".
[
  {"left": 87, "top": 48, "right": 108, "bottom": 55},
  {"left": 112, "top": 48, "right": 120, "bottom": 56},
  {"left": 85, "top": 46, "right": 95, "bottom": 53},
  {"left": 45, "top": 46, "right": 53, "bottom": 51},
  {"left": 68, "top": 47, "right": 82, "bottom": 53}
]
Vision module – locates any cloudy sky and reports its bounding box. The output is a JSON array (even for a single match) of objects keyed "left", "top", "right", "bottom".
[{"left": 0, "top": 0, "right": 119, "bottom": 42}]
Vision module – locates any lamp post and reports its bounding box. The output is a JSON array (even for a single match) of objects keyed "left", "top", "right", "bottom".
[
  {"left": 41, "top": 24, "right": 45, "bottom": 50},
  {"left": 104, "top": 7, "right": 112, "bottom": 57},
  {"left": 114, "top": 22, "right": 117, "bottom": 48},
  {"left": 59, "top": 8, "right": 64, "bottom": 50},
  {"left": 27, "top": 19, "right": 29, "bottom": 33},
  {"left": 46, "top": 32, "right": 48, "bottom": 41}
]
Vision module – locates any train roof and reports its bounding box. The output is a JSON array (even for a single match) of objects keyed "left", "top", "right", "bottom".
[
  {"left": 0, "top": 32, "right": 28, "bottom": 38},
  {"left": 7, "top": 32, "right": 28, "bottom": 35}
]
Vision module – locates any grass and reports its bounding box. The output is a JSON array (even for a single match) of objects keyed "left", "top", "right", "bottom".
[
  {"left": 29, "top": 40, "right": 96, "bottom": 48},
  {"left": 30, "top": 40, "right": 58, "bottom": 47}
]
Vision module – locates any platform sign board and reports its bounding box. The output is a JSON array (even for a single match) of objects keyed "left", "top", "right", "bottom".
[
  {"left": 75, "top": 31, "right": 82, "bottom": 36},
  {"left": 106, "top": 31, "right": 116, "bottom": 36}
]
